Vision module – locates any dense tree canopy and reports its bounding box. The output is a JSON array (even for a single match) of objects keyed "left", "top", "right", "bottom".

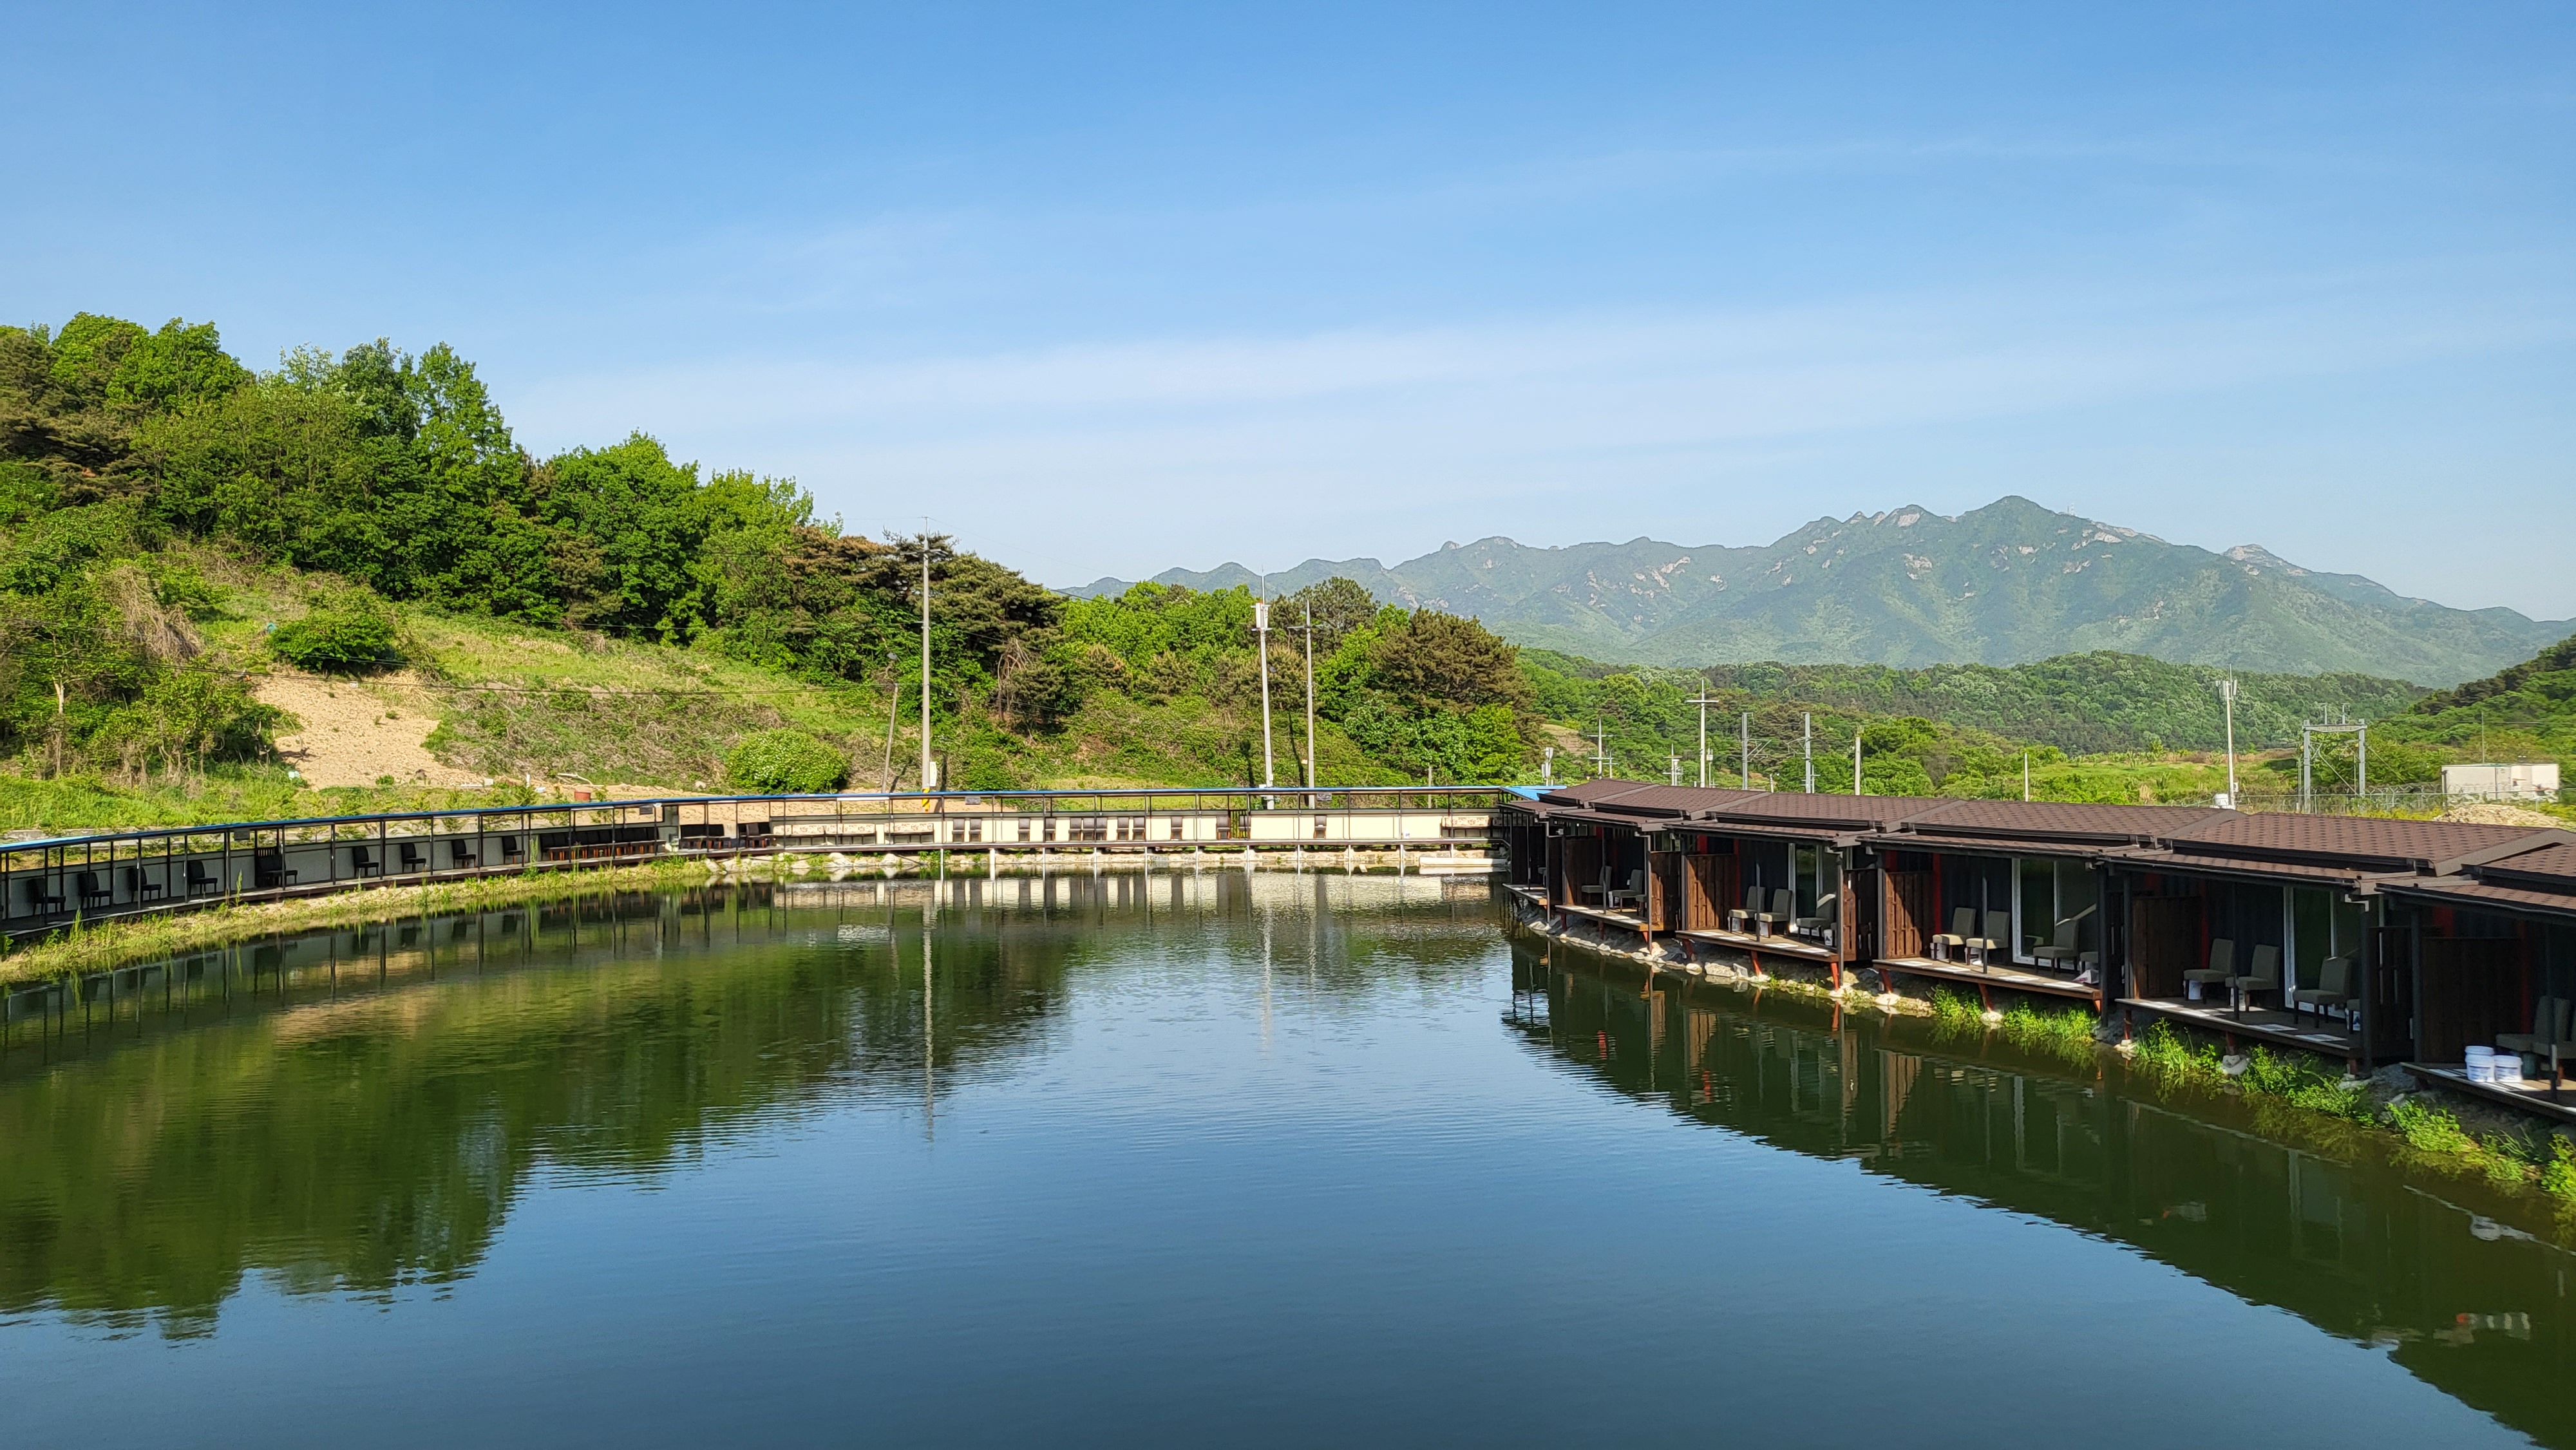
[{"left": 15, "top": 307, "right": 2550, "bottom": 800}]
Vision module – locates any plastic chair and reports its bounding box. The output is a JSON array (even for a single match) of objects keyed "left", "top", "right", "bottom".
[
  {"left": 1754, "top": 889, "right": 1795, "bottom": 938},
  {"left": 1727, "top": 886, "right": 1763, "bottom": 934},
  {"left": 1792, "top": 894, "right": 1837, "bottom": 945},
  {"left": 2184, "top": 939, "right": 2235, "bottom": 1003},
  {"left": 2031, "top": 919, "right": 2082, "bottom": 970},
  {"left": 2499, "top": 997, "right": 2575, "bottom": 1080},
  {"left": 2231, "top": 944, "right": 2282, "bottom": 1017},
  {"left": 2289, "top": 956, "right": 2356, "bottom": 1025}
]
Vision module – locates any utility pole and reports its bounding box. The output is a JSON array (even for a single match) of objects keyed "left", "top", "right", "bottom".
[
  {"left": 2023, "top": 751, "right": 2031, "bottom": 802},
  {"left": 1301, "top": 600, "right": 1316, "bottom": 798},
  {"left": 1740, "top": 711, "right": 1751, "bottom": 789},
  {"left": 1595, "top": 718, "right": 1608, "bottom": 779},
  {"left": 1255, "top": 590, "right": 1275, "bottom": 791},
  {"left": 2300, "top": 718, "right": 2369, "bottom": 812},
  {"left": 1803, "top": 712, "right": 1814, "bottom": 794},
  {"left": 1669, "top": 751, "right": 1681, "bottom": 786},
  {"left": 1685, "top": 691, "right": 1720, "bottom": 788},
  {"left": 2216, "top": 678, "right": 2239, "bottom": 807},
  {"left": 880, "top": 648, "right": 901, "bottom": 791},
  {"left": 919, "top": 525, "right": 933, "bottom": 791},
  {"left": 2300, "top": 725, "right": 2312, "bottom": 812},
  {"left": 1542, "top": 746, "right": 1555, "bottom": 787},
  {"left": 1853, "top": 728, "right": 1864, "bottom": 796}
]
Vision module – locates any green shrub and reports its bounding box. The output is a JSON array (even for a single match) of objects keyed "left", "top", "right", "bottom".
[
  {"left": 2388, "top": 1097, "right": 2475, "bottom": 1156},
  {"left": 1929, "top": 988, "right": 1985, "bottom": 1035},
  {"left": 272, "top": 603, "right": 400, "bottom": 673},
  {"left": 724, "top": 728, "right": 848, "bottom": 794},
  {"left": 2542, "top": 1138, "right": 2576, "bottom": 1205},
  {"left": 1998, "top": 1001, "right": 2099, "bottom": 1064}
]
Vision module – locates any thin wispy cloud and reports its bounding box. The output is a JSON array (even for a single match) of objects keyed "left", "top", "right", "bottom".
[{"left": 515, "top": 257, "right": 2573, "bottom": 592}]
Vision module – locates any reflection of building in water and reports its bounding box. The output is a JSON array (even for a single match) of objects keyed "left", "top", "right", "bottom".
[{"left": 1513, "top": 938, "right": 2576, "bottom": 1447}]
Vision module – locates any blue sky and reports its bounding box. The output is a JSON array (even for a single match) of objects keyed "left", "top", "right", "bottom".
[{"left": 13, "top": 2, "right": 2574, "bottom": 617}]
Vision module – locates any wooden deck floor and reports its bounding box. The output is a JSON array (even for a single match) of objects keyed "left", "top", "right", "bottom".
[
  {"left": 1676, "top": 928, "right": 1837, "bottom": 964},
  {"left": 1877, "top": 954, "right": 2100, "bottom": 1002},
  {"left": 2119, "top": 997, "right": 2357, "bottom": 1057},
  {"left": 2403, "top": 1064, "right": 2576, "bottom": 1126}
]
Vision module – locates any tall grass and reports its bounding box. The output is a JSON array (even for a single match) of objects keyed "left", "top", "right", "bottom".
[
  {"left": 0, "top": 857, "right": 706, "bottom": 985},
  {"left": 2125, "top": 1020, "right": 2574, "bottom": 1206}
]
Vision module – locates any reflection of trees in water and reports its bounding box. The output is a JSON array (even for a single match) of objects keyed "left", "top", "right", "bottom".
[
  {"left": 1514, "top": 937, "right": 2576, "bottom": 1449},
  {"left": 0, "top": 874, "right": 1502, "bottom": 1338}
]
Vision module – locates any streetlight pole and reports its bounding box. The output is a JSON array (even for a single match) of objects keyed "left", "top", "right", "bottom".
[
  {"left": 919, "top": 525, "right": 933, "bottom": 792},
  {"left": 1740, "top": 711, "right": 1752, "bottom": 789},
  {"left": 1803, "top": 712, "right": 1813, "bottom": 793},
  {"left": 2217, "top": 678, "right": 2239, "bottom": 807},
  {"left": 1255, "top": 592, "right": 1275, "bottom": 791},
  {"left": 1302, "top": 601, "right": 1316, "bottom": 799},
  {"left": 1685, "top": 692, "right": 1719, "bottom": 787}
]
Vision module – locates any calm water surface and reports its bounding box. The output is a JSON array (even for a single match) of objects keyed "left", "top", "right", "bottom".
[{"left": 1, "top": 874, "right": 2567, "bottom": 1447}]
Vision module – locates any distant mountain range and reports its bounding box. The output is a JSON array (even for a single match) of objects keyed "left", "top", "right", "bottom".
[{"left": 1072, "top": 496, "right": 2569, "bottom": 687}]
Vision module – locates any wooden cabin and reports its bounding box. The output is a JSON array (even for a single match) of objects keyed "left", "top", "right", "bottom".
[{"left": 1498, "top": 784, "right": 2576, "bottom": 1095}]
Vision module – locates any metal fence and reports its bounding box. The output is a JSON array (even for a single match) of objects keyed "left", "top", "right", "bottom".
[
  {"left": 1, "top": 787, "right": 1512, "bottom": 941},
  {"left": 2230, "top": 786, "right": 2568, "bottom": 817}
]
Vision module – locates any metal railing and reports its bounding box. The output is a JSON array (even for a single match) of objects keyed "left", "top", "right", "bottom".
[{"left": 1, "top": 787, "right": 1513, "bottom": 940}]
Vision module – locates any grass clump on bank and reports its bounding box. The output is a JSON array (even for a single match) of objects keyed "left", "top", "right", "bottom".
[
  {"left": 1924, "top": 988, "right": 2098, "bottom": 1066},
  {"left": 2125, "top": 1021, "right": 2576, "bottom": 1210},
  {"left": 0, "top": 857, "right": 708, "bottom": 986},
  {"left": 0, "top": 766, "right": 562, "bottom": 836}
]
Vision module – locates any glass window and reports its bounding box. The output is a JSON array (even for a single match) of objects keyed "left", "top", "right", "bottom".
[
  {"left": 2018, "top": 858, "right": 2056, "bottom": 960},
  {"left": 2292, "top": 887, "right": 2332, "bottom": 993},
  {"left": 2055, "top": 861, "right": 2101, "bottom": 957}
]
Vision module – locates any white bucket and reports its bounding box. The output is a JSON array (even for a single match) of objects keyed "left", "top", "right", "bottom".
[{"left": 2465, "top": 1046, "right": 2496, "bottom": 1083}]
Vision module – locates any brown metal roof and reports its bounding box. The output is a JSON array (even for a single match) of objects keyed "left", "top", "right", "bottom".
[
  {"left": 1893, "top": 799, "right": 2229, "bottom": 847},
  {"left": 2467, "top": 840, "right": 2576, "bottom": 892},
  {"left": 1586, "top": 785, "right": 1766, "bottom": 818},
  {"left": 1695, "top": 793, "right": 1960, "bottom": 833},
  {"left": 1536, "top": 778, "right": 1665, "bottom": 806},
  {"left": 2383, "top": 875, "right": 2576, "bottom": 920},
  {"left": 2162, "top": 812, "right": 2544, "bottom": 867}
]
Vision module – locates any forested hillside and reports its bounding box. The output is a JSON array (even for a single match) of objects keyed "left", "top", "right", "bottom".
[
  {"left": 1528, "top": 650, "right": 2421, "bottom": 757},
  {"left": 6, "top": 310, "right": 2561, "bottom": 828},
  {"left": 0, "top": 312, "right": 1537, "bottom": 803},
  {"left": 1082, "top": 500, "right": 2569, "bottom": 685}
]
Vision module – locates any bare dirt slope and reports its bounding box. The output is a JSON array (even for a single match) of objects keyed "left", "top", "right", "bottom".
[{"left": 256, "top": 672, "right": 480, "bottom": 788}]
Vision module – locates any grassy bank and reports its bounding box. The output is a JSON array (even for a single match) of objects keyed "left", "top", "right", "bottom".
[
  {"left": 0, "top": 767, "right": 572, "bottom": 835},
  {"left": 2123, "top": 1020, "right": 2576, "bottom": 1212},
  {"left": 0, "top": 856, "right": 712, "bottom": 986},
  {"left": 1920, "top": 990, "right": 2576, "bottom": 1216}
]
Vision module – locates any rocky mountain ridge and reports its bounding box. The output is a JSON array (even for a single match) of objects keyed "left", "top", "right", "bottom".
[{"left": 1072, "top": 496, "right": 2568, "bottom": 686}]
